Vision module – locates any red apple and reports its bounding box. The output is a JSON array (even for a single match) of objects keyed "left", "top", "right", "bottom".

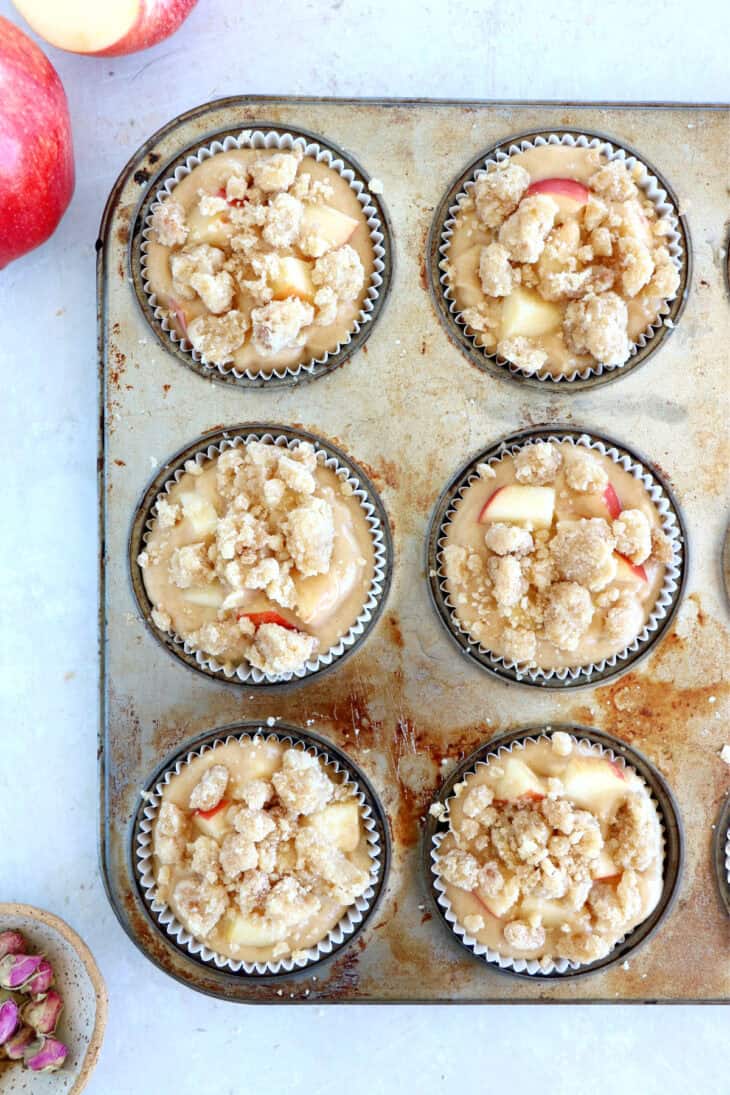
[
  {"left": 12, "top": 0, "right": 198, "bottom": 57},
  {"left": 602, "top": 483, "right": 622, "bottom": 519},
  {"left": 525, "top": 177, "right": 589, "bottom": 219},
  {"left": 0, "top": 17, "right": 74, "bottom": 268},
  {"left": 194, "top": 798, "right": 229, "bottom": 822}
]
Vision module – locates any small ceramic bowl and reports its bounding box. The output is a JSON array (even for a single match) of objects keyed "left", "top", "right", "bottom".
[{"left": 0, "top": 904, "right": 107, "bottom": 1094}]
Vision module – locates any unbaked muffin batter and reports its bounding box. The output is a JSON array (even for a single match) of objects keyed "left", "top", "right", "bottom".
[
  {"left": 445, "top": 145, "right": 680, "bottom": 377},
  {"left": 442, "top": 440, "right": 674, "bottom": 671},
  {"left": 146, "top": 146, "right": 375, "bottom": 373},
  {"left": 152, "top": 738, "right": 373, "bottom": 963},
  {"left": 435, "top": 732, "right": 663, "bottom": 965},
  {"left": 138, "top": 439, "right": 375, "bottom": 676}
]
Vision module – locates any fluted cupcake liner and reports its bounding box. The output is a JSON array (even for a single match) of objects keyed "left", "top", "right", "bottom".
[
  {"left": 131, "top": 426, "right": 391, "bottom": 686},
  {"left": 139, "top": 127, "right": 389, "bottom": 386},
  {"left": 428, "top": 727, "right": 680, "bottom": 978},
  {"left": 135, "top": 727, "right": 386, "bottom": 976},
  {"left": 433, "top": 130, "right": 688, "bottom": 387},
  {"left": 429, "top": 428, "right": 686, "bottom": 689}
]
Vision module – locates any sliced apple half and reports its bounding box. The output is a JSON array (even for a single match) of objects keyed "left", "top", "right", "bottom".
[
  {"left": 491, "top": 756, "right": 546, "bottom": 803},
  {"left": 500, "top": 286, "right": 562, "bottom": 339},
  {"left": 478, "top": 484, "right": 555, "bottom": 529},
  {"left": 614, "top": 552, "right": 648, "bottom": 584},
  {"left": 561, "top": 756, "right": 627, "bottom": 817},
  {"left": 525, "top": 178, "right": 590, "bottom": 220},
  {"left": 299, "top": 204, "right": 359, "bottom": 254},
  {"left": 306, "top": 801, "right": 361, "bottom": 852},
  {"left": 12, "top": 0, "right": 198, "bottom": 57},
  {"left": 178, "top": 491, "right": 218, "bottom": 535},
  {"left": 181, "top": 584, "right": 226, "bottom": 608},
  {"left": 269, "top": 255, "right": 315, "bottom": 303},
  {"left": 221, "top": 912, "right": 288, "bottom": 948}
]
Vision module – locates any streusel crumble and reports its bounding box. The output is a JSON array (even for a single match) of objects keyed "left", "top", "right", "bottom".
[
  {"left": 441, "top": 440, "right": 674, "bottom": 671},
  {"left": 435, "top": 734, "right": 663, "bottom": 966},
  {"left": 151, "top": 738, "right": 373, "bottom": 962},
  {"left": 145, "top": 145, "right": 374, "bottom": 373},
  {"left": 444, "top": 143, "right": 680, "bottom": 378},
  {"left": 138, "top": 439, "right": 374, "bottom": 677}
]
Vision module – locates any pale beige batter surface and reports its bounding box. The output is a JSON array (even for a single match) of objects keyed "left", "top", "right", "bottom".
[
  {"left": 442, "top": 441, "right": 673, "bottom": 671},
  {"left": 138, "top": 439, "right": 375, "bottom": 676},
  {"left": 436, "top": 734, "right": 663, "bottom": 966},
  {"left": 145, "top": 147, "right": 375, "bottom": 374},
  {"left": 151, "top": 738, "right": 373, "bottom": 963},
  {"left": 445, "top": 144, "right": 680, "bottom": 378}
]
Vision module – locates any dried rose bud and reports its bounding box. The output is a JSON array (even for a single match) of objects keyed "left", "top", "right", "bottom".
[
  {"left": 3, "top": 1024, "right": 35, "bottom": 1060},
  {"left": 0, "top": 954, "right": 44, "bottom": 991},
  {"left": 24, "top": 1036, "right": 69, "bottom": 1073},
  {"left": 24, "top": 958, "right": 54, "bottom": 996},
  {"left": 22, "top": 990, "right": 63, "bottom": 1036},
  {"left": 0, "top": 999, "right": 19, "bottom": 1045},
  {"left": 0, "top": 931, "right": 26, "bottom": 960}
]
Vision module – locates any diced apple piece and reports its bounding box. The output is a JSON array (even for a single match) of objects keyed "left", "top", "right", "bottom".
[
  {"left": 592, "top": 848, "right": 621, "bottom": 882},
  {"left": 221, "top": 912, "right": 287, "bottom": 948},
  {"left": 491, "top": 756, "right": 546, "bottom": 803},
  {"left": 500, "top": 286, "right": 562, "bottom": 339},
  {"left": 614, "top": 552, "right": 648, "bottom": 584},
  {"left": 182, "top": 584, "right": 226, "bottom": 608},
  {"left": 241, "top": 610, "right": 298, "bottom": 631},
  {"left": 299, "top": 204, "right": 359, "bottom": 253},
  {"left": 192, "top": 800, "right": 231, "bottom": 840},
  {"left": 269, "top": 255, "right": 315, "bottom": 303},
  {"left": 450, "top": 245, "right": 484, "bottom": 306},
  {"left": 178, "top": 491, "right": 218, "bottom": 535},
  {"left": 479, "top": 875, "right": 520, "bottom": 919},
  {"left": 478, "top": 484, "right": 555, "bottom": 529},
  {"left": 561, "top": 756, "right": 627, "bottom": 818},
  {"left": 186, "top": 205, "right": 232, "bottom": 248},
  {"left": 307, "top": 801, "right": 361, "bottom": 852},
  {"left": 525, "top": 177, "right": 589, "bottom": 219},
  {"left": 602, "top": 483, "right": 622, "bottom": 519},
  {"left": 520, "top": 894, "right": 576, "bottom": 928}
]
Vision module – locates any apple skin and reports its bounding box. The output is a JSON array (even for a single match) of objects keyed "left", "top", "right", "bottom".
[
  {"left": 12, "top": 0, "right": 198, "bottom": 57},
  {"left": 526, "top": 178, "right": 590, "bottom": 204},
  {"left": 0, "top": 17, "right": 74, "bottom": 269},
  {"left": 603, "top": 483, "right": 622, "bottom": 520},
  {"left": 615, "top": 551, "right": 648, "bottom": 583}
]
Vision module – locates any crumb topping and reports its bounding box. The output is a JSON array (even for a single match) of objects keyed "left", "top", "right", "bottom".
[
  {"left": 154, "top": 743, "right": 371, "bottom": 959},
  {"left": 148, "top": 148, "right": 369, "bottom": 367}
]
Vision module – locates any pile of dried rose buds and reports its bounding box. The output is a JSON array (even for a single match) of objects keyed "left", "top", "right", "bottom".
[{"left": 0, "top": 930, "right": 68, "bottom": 1073}]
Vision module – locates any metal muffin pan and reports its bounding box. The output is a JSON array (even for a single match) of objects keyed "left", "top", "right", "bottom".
[
  {"left": 130, "top": 121, "right": 394, "bottom": 389},
  {"left": 99, "top": 97, "right": 730, "bottom": 1003},
  {"left": 424, "top": 724, "right": 684, "bottom": 980},
  {"left": 129, "top": 424, "right": 393, "bottom": 688},
  {"left": 426, "top": 127, "right": 692, "bottom": 391},
  {"left": 426, "top": 424, "right": 688, "bottom": 691}
]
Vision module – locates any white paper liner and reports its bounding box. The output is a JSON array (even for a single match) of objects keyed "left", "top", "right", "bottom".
[
  {"left": 435, "top": 432, "right": 684, "bottom": 685},
  {"left": 140, "top": 128, "right": 387, "bottom": 382},
  {"left": 138, "top": 430, "right": 389, "bottom": 684},
  {"left": 135, "top": 730, "right": 383, "bottom": 976},
  {"left": 725, "top": 827, "right": 730, "bottom": 888},
  {"left": 430, "top": 732, "right": 667, "bottom": 976},
  {"left": 437, "top": 132, "right": 686, "bottom": 383}
]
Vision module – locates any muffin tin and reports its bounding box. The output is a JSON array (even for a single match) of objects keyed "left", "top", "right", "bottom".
[{"left": 99, "top": 97, "right": 730, "bottom": 1003}]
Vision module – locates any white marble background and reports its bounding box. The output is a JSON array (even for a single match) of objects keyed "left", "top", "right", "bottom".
[{"left": 1, "top": 0, "right": 727, "bottom": 1091}]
